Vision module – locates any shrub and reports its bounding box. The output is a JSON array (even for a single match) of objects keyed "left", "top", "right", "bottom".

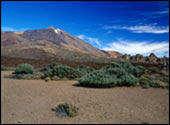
[
  {"left": 119, "top": 74, "right": 138, "bottom": 86},
  {"left": 135, "top": 65, "right": 145, "bottom": 77},
  {"left": 141, "top": 74, "right": 152, "bottom": 80},
  {"left": 148, "top": 67, "right": 161, "bottom": 74},
  {"left": 1, "top": 65, "right": 7, "bottom": 71},
  {"left": 6, "top": 67, "right": 16, "bottom": 71},
  {"left": 103, "top": 61, "right": 144, "bottom": 77},
  {"left": 48, "top": 62, "right": 62, "bottom": 68},
  {"left": 140, "top": 73, "right": 169, "bottom": 89},
  {"left": 51, "top": 103, "right": 78, "bottom": 117},
  {"left": 14, "top": 64, "right": 35, "bottom": 74},
  {"left": 162, "top": 76, "right": 169, "bottom": 83},
  {"left": 139, "top": 78, "right": 152, "bottom": 87},
  {"left": 79, "top": 70, "right": 118, "bottom": 88},
  {"left": 152, "top": 80, "right": 169, "bottom": 88},
  {"left": 18, "top": 74, "right": 34, "bottom": 79},
  {"left": 42, "top": 64, "right": 75, "bottom": 79},
  {"left": 142, "top": 84, "right": 150, "bottom": 89},
  {"left": 20, "top": 72, "right": 43, "bottom": 79},
  {"left": 159, "top": 70, "right": 169, "bottom": 77},
  {"left": 41, "top": 63, "right": 95, "bottom": 80},
  {"left": 5, "top": 72, "right": 43, "bottom": 80},
  {"left": 4, "top": 74, "right": 15, "bottom": 79},
  {"left": 39, "top": 62, "right": 63, "bottom": 72},
  {"left": 51, "top": 76, "right": 60, "bottom": 80},
  {"left": 79, "top": 61, "right": 140, "bottom": 88},
  {"left": 73, "top": 65, "right": 95, "bottom": 78}
]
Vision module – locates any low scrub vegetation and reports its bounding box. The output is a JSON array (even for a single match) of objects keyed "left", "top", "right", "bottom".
[
  {"left": 1, "top": 65, "right": 15, "bottom": 71},
  {"left": 1, "top": 65, "right": 7, "bottom": 71},
  {"left": 4, "top": 64, "right": 41, "bottom": 80},
  {"left": 139, "top": 66, "right": 169, "bottom": 89},
  {"left": 51, "top": 103, "right": 79, "bottom": 117},
  {"left": 73, "top": 64, "right": 95, "bottom": 78},
  {"left": 4, "top": 72, "right": 43, "bottom": 80},
  {"left": 14, "top": 64, "right": 35, "bottom": 74},
  {"left": 3, "top": 61, "right": 169, "bottom": 89},
  {"left": 40, "top": 62, "right": 95, "bottom": 80},
  {"left": 79, "top": 61, "right": 144, "bottom": 88}
]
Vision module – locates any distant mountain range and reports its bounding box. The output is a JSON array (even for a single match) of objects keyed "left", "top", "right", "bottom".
[{"left": 1, "top": 26, "right": 168, "bottom": 64}]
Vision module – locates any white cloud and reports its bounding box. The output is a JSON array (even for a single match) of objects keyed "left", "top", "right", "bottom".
[
  {"left": 76, "top": 34, "right": 86, "bottom": 40},
  {"left": 2, "top": 27, "right": 28, "bottom": 32},
  {"left": 104, "top": 24, "right": 169, "bottom": 34},
  {"left": 2, "top": 27, "right": 15, "bottom": 31},
  {"left": 152, "top": 10, "right": 169, "bottom": 15},
  {"left": 102, "top": 38, "right": 169, "bottom": 57},
  {"left": 77, "top": 34, "right": 101, "bottom": 47}
]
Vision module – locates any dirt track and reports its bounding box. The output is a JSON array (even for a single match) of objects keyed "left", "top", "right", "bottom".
[{"left": 1, "top": 71, "right": 169, "bottom": 124}]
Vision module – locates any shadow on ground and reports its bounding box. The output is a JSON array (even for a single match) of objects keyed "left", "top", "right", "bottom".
[{"left": 72, "top": 83, "right": 114, "bottom": 89}]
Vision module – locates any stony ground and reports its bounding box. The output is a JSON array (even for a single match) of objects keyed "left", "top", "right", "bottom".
[{"left": 1, "top": 71, "right": 169, "bottom": 124}]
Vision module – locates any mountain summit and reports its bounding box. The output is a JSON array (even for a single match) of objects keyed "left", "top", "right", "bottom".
[{"left": 46, "top": 26, "right": 55, "bottom": 30}]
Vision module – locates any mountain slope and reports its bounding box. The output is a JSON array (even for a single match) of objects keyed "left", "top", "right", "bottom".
[
  {"left": 1, "top": 26, "right": 111, "bottom": 62},
  {"left": 101, "top": 50, "right": 122, "bottom": 58}
]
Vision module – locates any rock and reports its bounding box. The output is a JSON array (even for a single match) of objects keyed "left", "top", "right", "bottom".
[
  {"left": 131, "top": 54, "right": 145, "bottom": 63},
  {"left": 148, "top": 53, "right": 158, "bottom": 64},
  {"left": 45, "top": 77, "right": 51, "bottom": 82},
  {"left": 18, "top": 120, "right": 22, "bottom": 123},
  {"left": 122, "top": 54, "right": 130, "bottom": 60}
]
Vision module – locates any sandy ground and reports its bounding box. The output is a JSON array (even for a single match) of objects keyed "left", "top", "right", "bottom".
[{"left": 1, "top": 71, "right": 169, "bottom": 124}]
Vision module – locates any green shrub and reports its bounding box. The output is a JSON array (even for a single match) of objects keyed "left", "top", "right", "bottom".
[
  {"left": 51, "top": 103, "right": 78, "bottom": 117},
  {"left": 73, "top": 65, "right": 95, "bottom": 78},
  {"left": 79, "top": 70, "right": 118, "bottom": 88},
  {"left": 39, "top": 62, "right": 63, "bottom": 72},
  {"left": 135, "top": 65, "right": 145, "bottom": 77},
  {"left": 119, "top": 74, "right": 138, "bottom": 86},
  {"left": 42, "top": 64, "right": 75, "bottom": 79},
  {"left": 139, "top": 78, "right": 152, "bottom": 87},
  {"left": 48, "top": 62, "right": 62, "bottom": 68},
  {"left": 79, "top": 61, "right": 140, "bottom": 88},
  {"left": 1, "top": 65, "right": 7, "bottom": 71},
  {"left": 103, "top": 61, "right": 144, "bottom": 77},
  {"left": 14, "top": 64, "right": 35, "bottom": 74},
  {"left": 41, "top": 63, "right": 95, "bottom": 80}
]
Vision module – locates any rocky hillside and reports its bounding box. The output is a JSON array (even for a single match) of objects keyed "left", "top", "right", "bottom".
[{"left": 122, "top": 53, "right": 169, "bottom": 64}]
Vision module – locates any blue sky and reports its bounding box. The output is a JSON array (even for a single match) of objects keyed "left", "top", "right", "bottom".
[{"left": 1, "top": 1, "right": 169, "bottom": 57}]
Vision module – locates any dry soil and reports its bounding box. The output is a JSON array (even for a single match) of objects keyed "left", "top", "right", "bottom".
[{"left": 1, "top": 71, "right": 169, "bottom": 124}]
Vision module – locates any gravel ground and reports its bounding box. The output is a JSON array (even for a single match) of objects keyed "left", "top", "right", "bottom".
[{"left": 1, "top": 71, "right": 169, "bottom": 124}]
